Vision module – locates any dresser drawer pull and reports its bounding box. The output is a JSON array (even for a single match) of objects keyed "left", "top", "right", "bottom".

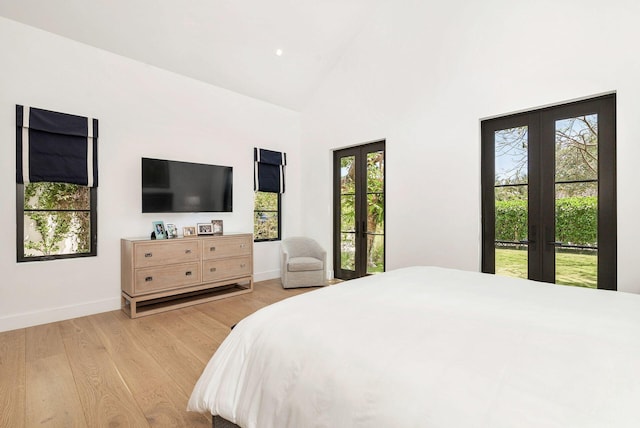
[
  {"left": 185, "top": 271, "right": 193, "bottom": 276},
  {"left": 240, "top": 243, "right": 246, "bottom": 248},
  {"left": 240, "top": 263, "right": 246, "bottom": 268},
  {"left": 144, "top": 252, "right": 153, "bottom": 258},
  {"left": 145, "top": 276, "right": 153, "bottom": 282},
  {"left": 210, "top": 267, "right": 217, "bottom": 272},
  {"left": 185, "top": 249, "right": 191, "bottom": 254},
  {"left": 209, "top": 247, "right": 216, "bottom": 252}
]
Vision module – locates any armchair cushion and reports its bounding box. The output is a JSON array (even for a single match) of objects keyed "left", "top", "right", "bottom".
[{"left": 288, "top": 256, "right": 323, "bottom": 272}]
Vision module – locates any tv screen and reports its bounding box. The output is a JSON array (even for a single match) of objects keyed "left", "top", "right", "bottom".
[{"left": 142, "top": 158, "right": 233, "bottom": 213}]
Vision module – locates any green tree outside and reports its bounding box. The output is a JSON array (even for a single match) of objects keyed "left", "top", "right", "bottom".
[
  {"left": 23, "top": 182, "right": 90, "bottom": 256},
  {"left": 254, "top": 191, "right": 279, "bottom": 240}
]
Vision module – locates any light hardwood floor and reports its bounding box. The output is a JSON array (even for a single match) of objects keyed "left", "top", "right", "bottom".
[{"left": 0, "top": 279, "right": 316, "bottom": 427}]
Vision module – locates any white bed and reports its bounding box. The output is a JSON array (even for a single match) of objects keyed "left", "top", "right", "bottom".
[{"left": 188, "top": 266, "right": 640, "bottom": 427}]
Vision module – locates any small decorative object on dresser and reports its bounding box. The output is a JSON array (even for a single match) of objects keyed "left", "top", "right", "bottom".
[
  {"left": 197, "top": 223, "right": 214, "bottom": 235},
  {"left": 183, "top": 226, "right": 196, "bottom": 236},
  {"left": 152, "top": 221, "right": 166, "bottom": 239},
  {"left": 165, "top": 223, "right": 177, "bottom": 239},
  {"left": 212, "top": 220, "right": 223, "bottom": 235}
]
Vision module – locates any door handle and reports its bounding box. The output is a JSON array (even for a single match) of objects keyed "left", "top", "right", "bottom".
[
  {"left": 543, "top": 225, "right": 556, "bottom": 252},
  {"left": 524, "top": 225, "right": 537, "bottom": 249}
]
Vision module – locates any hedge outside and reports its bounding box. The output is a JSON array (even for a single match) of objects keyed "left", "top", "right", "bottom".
[{"left": 495, "top": 196, "right": 597, "bottom": 246}]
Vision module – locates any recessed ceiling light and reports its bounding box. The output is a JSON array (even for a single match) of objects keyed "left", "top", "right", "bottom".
[{"left": 275, "top": 49, "right": 283, "bottom": 56}]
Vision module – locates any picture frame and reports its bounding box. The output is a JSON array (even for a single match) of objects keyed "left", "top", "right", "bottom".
[
  {"left": 152, "top": 221, "right": 166, "bottom": 239},
  {"left": 197, "top": 223, "right": 214, "bottom": 235},
  {"left": 211, "top": 220, "right": 223, "bottom": 235},
  {"left": 183, "top": 226, "right": 196, "bottom": 237},
  {"left": 165, "top": 223, "right": 177, "bottom": 239}
]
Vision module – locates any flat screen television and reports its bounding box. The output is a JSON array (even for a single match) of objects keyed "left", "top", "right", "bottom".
[{"left": 142, "top": 157, "right": 233, "bottom": 213}]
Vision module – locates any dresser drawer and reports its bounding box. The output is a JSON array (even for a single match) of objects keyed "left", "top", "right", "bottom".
[
  {"left": 202, "top": 256, "right": 252, "bottom": 282},
  {"left": 134, "top": 240, "right": 200, "bottom": 268},
  {"left": 134, "top": 262, "right": 201, "bottom": 294},
  {"left": 202, "top": 235, "right": 252, "bottom": 260}
]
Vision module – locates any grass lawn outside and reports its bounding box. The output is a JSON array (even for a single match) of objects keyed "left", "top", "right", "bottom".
[{"left": 495, "top": 248, "right": 597, "bottom": 288}]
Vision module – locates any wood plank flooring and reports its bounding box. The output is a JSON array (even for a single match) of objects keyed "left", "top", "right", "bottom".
[{"left": 0, "top": 279, "right": 316, "bottom": 427}]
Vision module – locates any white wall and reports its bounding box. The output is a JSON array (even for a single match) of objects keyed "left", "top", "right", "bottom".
[
  {"left": 301, "top": 0, "right": 640, "bottom": 293},
  {"left": 4, "top": 0, "right": 639, "bottom": 332},
  {"left": 0, "top": 17, "right": 302, "bottom": 332}
]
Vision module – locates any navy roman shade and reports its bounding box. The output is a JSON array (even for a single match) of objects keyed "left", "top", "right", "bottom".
[
  {"left": 16, "top": 105, "right": 98, "bottom": 187},
  {"left": 254, "top": 148, "right": 286, "bottom": 193}
]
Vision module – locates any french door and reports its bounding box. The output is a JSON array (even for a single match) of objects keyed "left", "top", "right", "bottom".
[
  {"left": 333, "top": 141, "right": 385, "bottom": 280},
  {"left": 481, "top": 94, "right": 616, "bottom": 290}
]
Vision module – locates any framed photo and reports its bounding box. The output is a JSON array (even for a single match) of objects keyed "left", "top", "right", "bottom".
[
  {"left": 152, "top": 221, "right": 166, "bottom": 239},
  {"left": 197, "top": 223, "right": 214, "bottom": 235},
  {"left": 183, "top": 226, "right": 196, "bottom": 237},
  {"left": 211, "top": 220, "right": 223, "bottom": 235},
  {"left": 165, "top": 223, "right": 177, "bottom": 239}
]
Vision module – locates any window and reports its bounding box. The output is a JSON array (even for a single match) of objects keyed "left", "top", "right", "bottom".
[
  {"left": 254, "top": 191, "right": 281, "bottom": 241},
  {"left": 17, "top": 183, "right": 97, "bottom": 261},
  {"left": 253, "top": 147, "right": 285, "bottom": 242},
  {"left": 16, "top": 105, "right": 99, "bottom": 262}
]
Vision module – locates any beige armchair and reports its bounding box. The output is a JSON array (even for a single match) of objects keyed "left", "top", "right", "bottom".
[{"left": 281, "top": 237, "right": 327, "bottom": 289}]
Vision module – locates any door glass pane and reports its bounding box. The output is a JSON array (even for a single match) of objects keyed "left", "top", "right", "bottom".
[
  {"left": 340, "top": 156, "right": 356, "bottom": 272},
  {"left": 494, "top": 127, "right": 528, "bottom": 279},
  {"left": 341, "top": 156, "right": 356, "bottom": 193},
  {"left": 555, "top": 115, "right": 598, "bottom": 181},
  {"left": 366, "top": 151, "right": 384, "bottom": 274},
  {"left": 340, "top": 195, "right": 356, "bottom": 232},
  {"left": 495, "top": 127, "right": 528, "bottom": 184},
  {"left": 366, "top": 151, "right": 384, "bottom": 192},
  {"left": 366, "top": 234, "right": 384, "bottom": 274},
  {"left": 555, "top": 114, "right": 598, "bottom": 288},
  {"left": 366, "top": 194, "right": 384, "bottom": 275},
  {"left": 340, "top": 232, "right": 355, "bottom": 270}
]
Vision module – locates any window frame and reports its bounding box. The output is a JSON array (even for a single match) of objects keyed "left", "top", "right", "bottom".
[
  {"left": 253, "top": 191, "right": 281, "bottom": 242},
  {"left": 16, "top": 183, "right": 98, "bottom": 262}
]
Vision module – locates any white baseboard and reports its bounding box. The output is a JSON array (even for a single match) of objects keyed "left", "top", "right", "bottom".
[
  {"left": 253, "top": 269, "right": 333, "bottom": 283},
  {"left": 254, "top": 269, "right": 281, "bottom": 283},
  {"left": 0, "top": 297, "right": 120, "bottom": 333},
  {"left": 0, "top": 269, "right": 331, "bottom": 332}
]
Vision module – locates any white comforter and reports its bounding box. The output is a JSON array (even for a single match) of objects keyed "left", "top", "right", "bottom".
[{"left": 188, "top": 266, "right": 640, "bottom": 427}]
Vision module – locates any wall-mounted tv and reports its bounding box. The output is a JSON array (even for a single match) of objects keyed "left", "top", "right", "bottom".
[{"left": 142, "top": 157, "right": 233, "bottom": 213}]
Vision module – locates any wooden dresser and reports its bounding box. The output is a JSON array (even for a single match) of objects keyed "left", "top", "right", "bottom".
[{"left": 121, "top": 233, "right": 253, "bottom": 318}]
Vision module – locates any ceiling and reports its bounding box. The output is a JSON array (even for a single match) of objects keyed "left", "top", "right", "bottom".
[{"left": 0, "top": 0, "right": 376, "bottom": 111}]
